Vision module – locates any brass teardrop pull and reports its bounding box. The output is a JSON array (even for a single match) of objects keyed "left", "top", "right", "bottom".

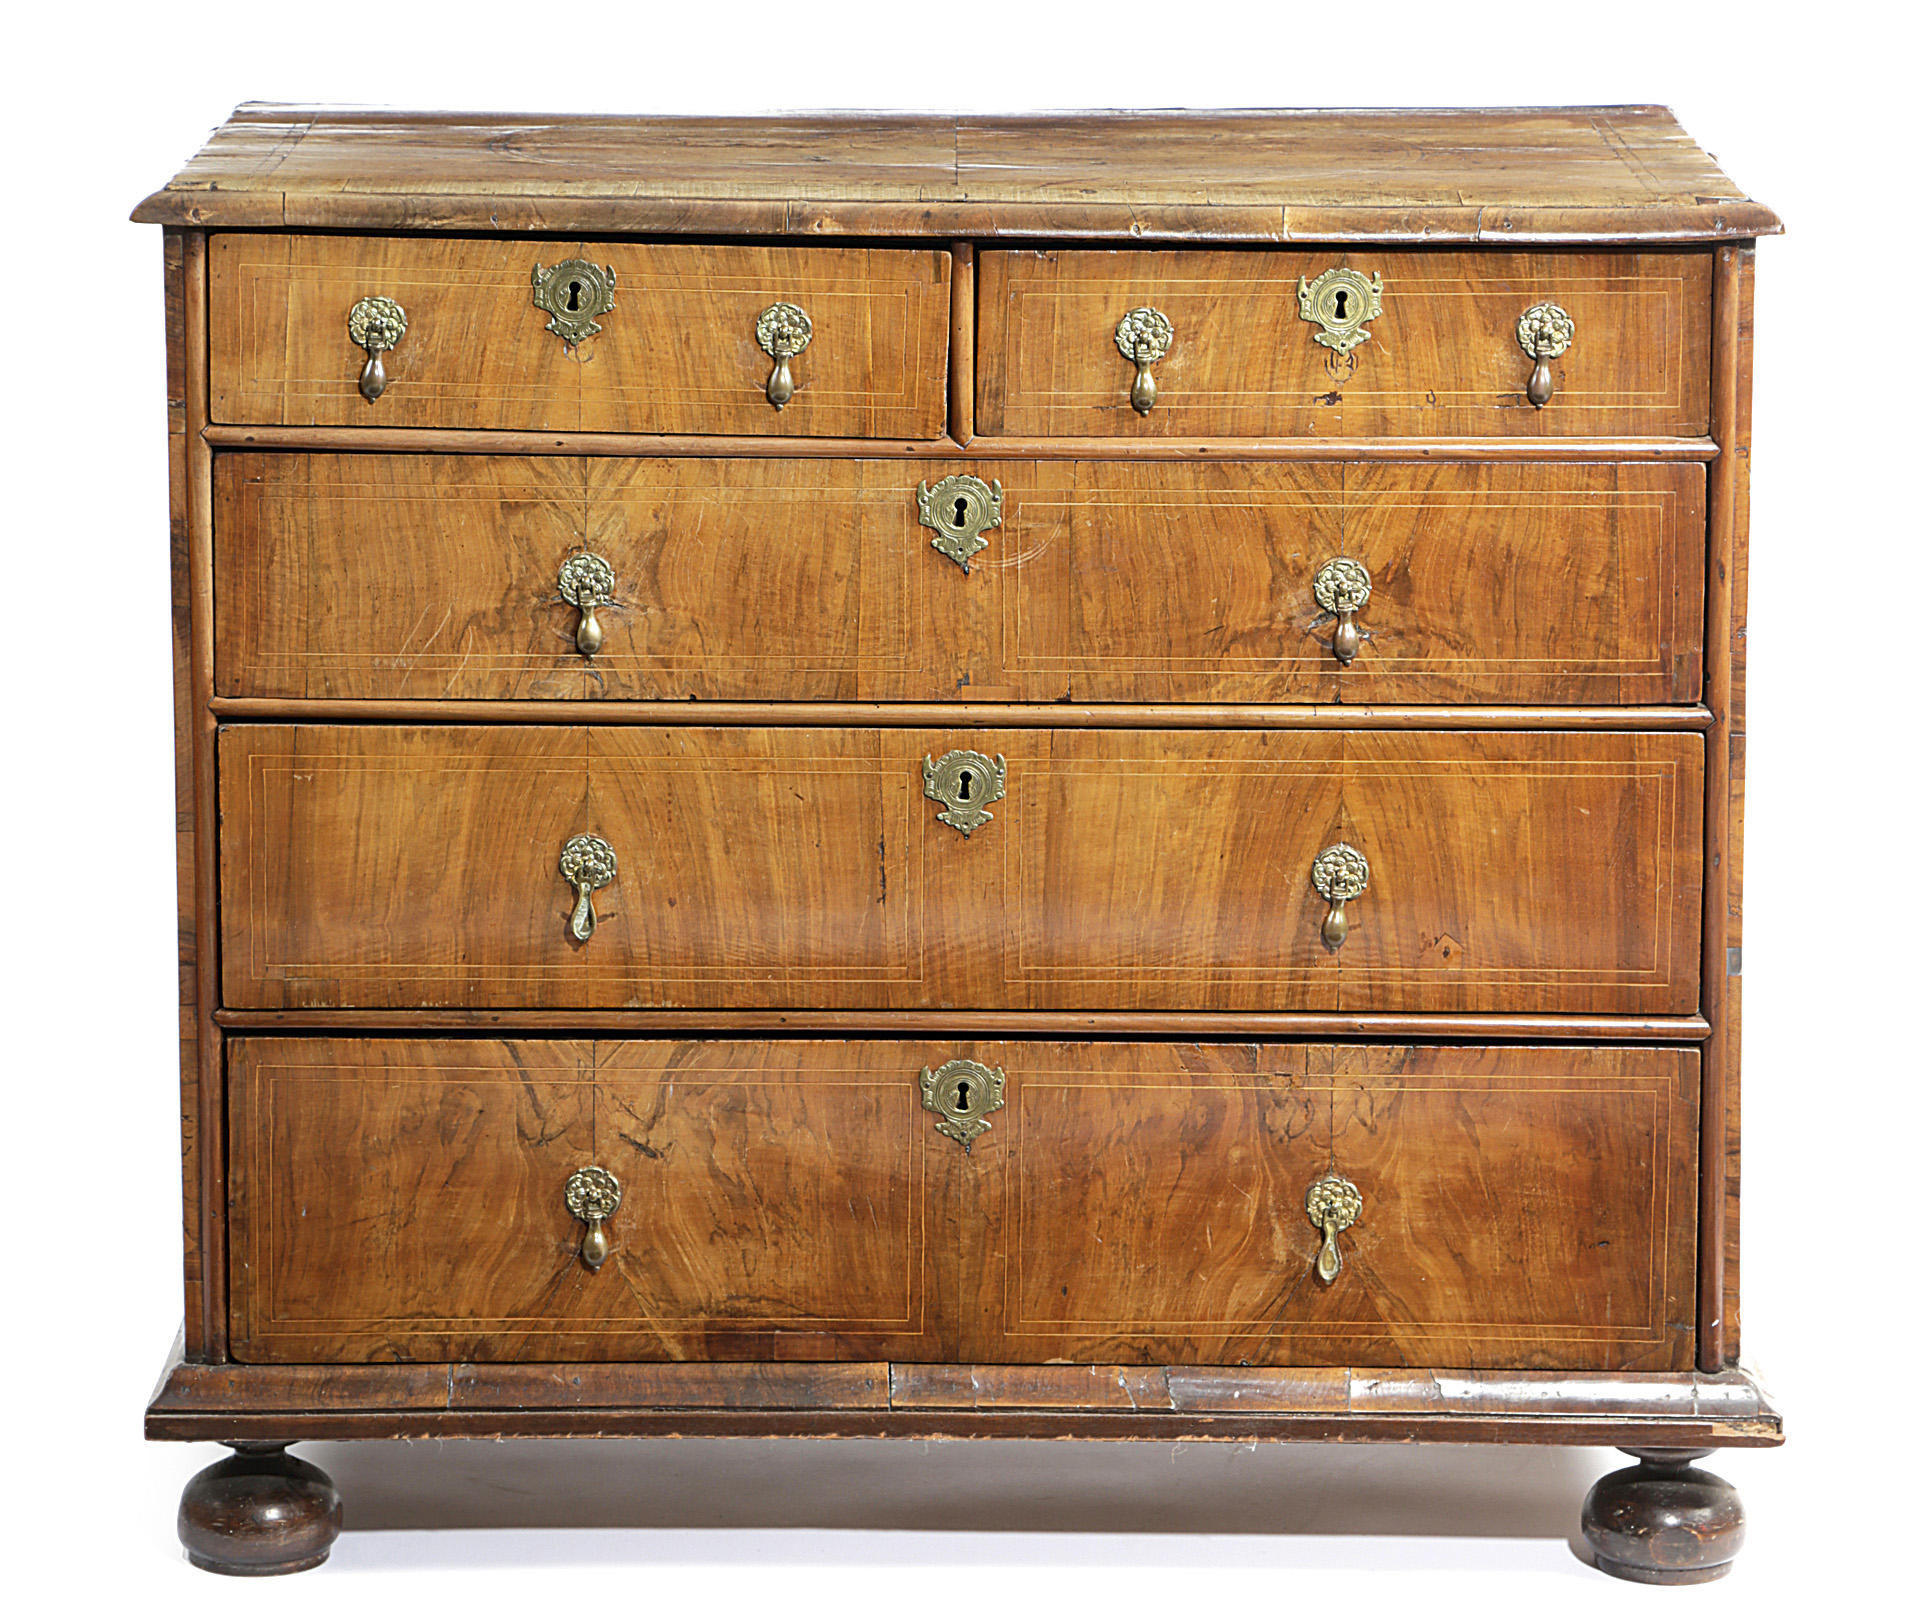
[
  {"left": 563, "top": 1166, "right": 622, "bottom": 1271},
  {"left": 1310, "top": 842, "right": 1370, "bottom": 952},
  {"left": 346, "top": 296, "right": 407, "bottom": 403},
  {"left": 557, "top": 552, "right": 616, "bottom": 659},
  {"left": 1305, "top": 1173, "right": 1363, "bottom": 1283},
  {"left": 756, "top": 303, "right": 813, "bottom": 410},
  {"left": 558, "top": 834, "right": 618, "bottom": 942},
  {"left": 1516, "top": 302, "right": 1576, "bottom": 407},
  {"left": 1313, "top": 558, "right": 1373, "bottom": 666},
  {"left": 1114, "top": 307, "right": 1173, "bottom": 414}
]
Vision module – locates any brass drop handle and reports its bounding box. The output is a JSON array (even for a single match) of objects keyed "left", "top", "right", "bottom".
[
  {"left": 346, "top": 296, "right": 407, "bottom": 403},
  {"left": 564, "top": 1166, "right": 622, "bottom": 1271},
  {"left": 1311, "top": 842, "right": 1370, "bottom": 952},
  {"left": 558, "top": 834, "right": 618, "bottom": 942},
  {"left": 1516, "top": 302, "right": 1576, "bottom": 407},
  {"left": 1313, "top": 558, "right": 1373, "bottom": 665},
  {"left": 920, "top": 1058, "right": 1008, "bottom": 1154},
  {"left": 1114, "top": 307, "right": 1173, "bottom": 414},
  {"left": 1305, "top": 1173, "right": 1363, "bottom": 1283},
  {"left": 756, "top": 303, "right": 813, "bottom": 410},
  {"left": 557, "top": 552, "right": 615, "bottom": 659}
]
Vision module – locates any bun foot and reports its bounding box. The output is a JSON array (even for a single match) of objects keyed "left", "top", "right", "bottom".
[
  {"left": 178, "top": 1441, "right": 342, "bottom": 1575},
  {"left": 1581, "top": 1447, "right": 1745, "bottom": 1584}
]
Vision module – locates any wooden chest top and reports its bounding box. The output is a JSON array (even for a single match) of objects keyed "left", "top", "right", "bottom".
[{"left": 133, "top": 104, "right": 1780, "bottom": 242}]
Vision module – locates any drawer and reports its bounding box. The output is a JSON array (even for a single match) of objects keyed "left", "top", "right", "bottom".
[
  {"left": 209, "top": 234, "right": 951, "bottom": 437},
  {"left": 219, "top": 726, "right": 1701, "bottom": 1015},
  {"left": 214, "top": 454, "right": 1703, "bottom": 705},
  {"left": 227, "top": 1037, "right": 1697, "bottom": 1371},
  {"left": 979, "top": 248, "right": 1711, "bottom": 437}
]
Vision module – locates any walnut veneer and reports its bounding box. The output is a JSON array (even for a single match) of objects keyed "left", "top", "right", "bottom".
[{"left": 136, "top": 105, "right": 1779, "bottom": 1581}]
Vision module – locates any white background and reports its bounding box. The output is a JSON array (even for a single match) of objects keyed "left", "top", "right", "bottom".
[{"left": 0, "top": 1, "right": 1912, "bottom": 1607}]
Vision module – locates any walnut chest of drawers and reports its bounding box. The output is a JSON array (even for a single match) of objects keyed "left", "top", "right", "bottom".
[{"left": 136, "top": 104, "right": 1781, "bottom": 1581}]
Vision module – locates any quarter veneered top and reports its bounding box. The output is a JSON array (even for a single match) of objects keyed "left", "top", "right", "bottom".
[{"left": 134, "top": 104, "right": 1779, "bottom": 242}]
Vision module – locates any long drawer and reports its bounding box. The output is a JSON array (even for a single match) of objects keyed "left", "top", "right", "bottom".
[
  {"left": 979, "top": 248, "right": 1711, "bottom": 437},
  {"left": 218, "top": 725, "right": 1702, "bottom": 1014},
  {"left": 213, "top": 455, "right": 1704, "bottom": 705},
  {"left": 226, "top": 1038, "right": 1699, "bottom": 1370},
  {"left": 209, "top": 235, "right": 952, "bottom": 436}
]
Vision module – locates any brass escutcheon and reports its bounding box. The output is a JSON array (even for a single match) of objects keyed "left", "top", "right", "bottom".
[
  {"left": 756, "top": 302, "right": 813, "bottom": 410},
  {"left": 1298, "top": 267, "right": 1384, "bottom": 357},
  {"left": 1516, "top": 301, "right": 1576, "bottom": 407},
  {"left": 558, "top": 833, "right": 617, "bottom": 942},
  {"left": 917, "top": 474, "right": 1004, "bottom": 573},
  {"left": 1114, "top": 306, "right": 1174, "bottom": 414},
  {"left": 1311, "top": 842, "right": 1370, "bottom": 952},
  {"left": 532, "top": 259, "right": 617, "bottom": 345},
  {"left": 557, "top": 551, "right": 616, "bottom": 659},
  {"left": 563, "top": 1165, "right": 623, "bottom": 1271},
  {"left": 346, "top": 295, "right": 407, "bottom": 403},
  {"left": 1304, "top": 1172, "right": 1363, "bottom": 1283},
  {"left": 920, "top": 1058, "right": 1007, "bottom": 1153},
  {"left": 923, "top": 750, "right": 1007, "bottom": 838},
  {"left": 1313, "top": 558, "right": 1373, "bottom": 666}
]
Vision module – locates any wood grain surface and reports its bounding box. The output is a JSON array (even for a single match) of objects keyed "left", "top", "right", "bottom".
[
  {"left": 213, "top": 454, "right": 1703, "bottom": 705},
  {"left": 965, "top": 1041, "right": 1698, "bottom": 1371},
  {"left": 218, "top": 725, "right": 1702, "bottom": 1015},
  {"left": 146, "top": 1356, "right": 1782, "bottom": 1446},
  {"left": 161, "top": 230, "right": 204, "bottom": 1355},
  {"left": 227, "top": 1038, "right": 951, "bottom": 1363},
  {"left": 979, "top": 249, "right": 1711, "bottom": 438},
  {"left": 210, "top": 235, "right": 950, "bottom": 436},
  {"left": 226, "top": 1038, "right": 1694, "bottom": 1370},
  {"left": 136, "top": 107, "right": 1781, "bottom": 242}
]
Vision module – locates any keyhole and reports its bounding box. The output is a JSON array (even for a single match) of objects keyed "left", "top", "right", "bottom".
[
  {"left": 566, "top": 279, "right": 583, "bottom": 312},
  {"left": 957, "top": 770, "right": 973, "bottom": 800},
  {"left": 951, "top": 496, "right": 969, "bottom": 527},
  {"left": 954, "top": 1080, "right": 972, "bottom": 1112},
  {"left": 1333, "top": 288, "right": 1349, "bottom": 319}
]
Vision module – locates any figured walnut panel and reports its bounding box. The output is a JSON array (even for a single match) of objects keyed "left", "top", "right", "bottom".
[
  {"left": 213, "top": 455, "right": 918, "bottom": 702},
  {"left": 979, "top": 249, "right": 1711, "bottom": 438},
  {"left": 210, "top": 235, "right": 950, "bottom": 437},
  {"left": 213, "top": 455, "right": 1702, "bottom": 706},
  {"left": 219, "top": 726, "right": 590, "bottom": 1009},
  {"left": 226, "top": 1038, "right": 1694, "bottom": 1371},
  {"left": 963, "top": 1042, "right": 1697, "bottom": 1371},
  {"left": 220, "top": 727, "right": 1699, "bottom": 1015},
  {"left": 227, "top": 1038, "right": 949, "bottom": 1363},
  {"left": 992, "top": 460, "right": 1703, "bottom": 703}
]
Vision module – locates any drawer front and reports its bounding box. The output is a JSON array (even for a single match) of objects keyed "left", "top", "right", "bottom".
[
  {"left": 979, "top": 249, "right": 1710, "bottom": 437},
  {"left": 228, "top": 1037, "right": 1696, "bottom": 1371},
  {"left": 227, "top": 1038, "right": 949, "bottom": 1363},
  {"left": 219, "top": 726, "right": 1701, "bottom": 1014},
  {"left": 215, "top": 454, "right": 1703, "bottom": 705},
  {"left": 210, "top": 235, "right": 951, "bottom": 436},
  {"left": 969, "top": 1041, "right": 1698, "bottom": 1370}
]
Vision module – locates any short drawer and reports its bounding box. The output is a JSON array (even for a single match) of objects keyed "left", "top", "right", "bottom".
[
  {"left": 214, "top": 454, "right": 1703, "bottom": 705},
  {"left": 210, "top": 234, "right": 951, "bottom": 437},
  {"left": 218, "top": 726, "right": 1702, "bottom": 1015},
  {"left": 227, "top": 1037, "right": 1697, "bottom": 1371},
  {"left": 978, "top": 248, "right": 1710, "bottom": 437}
]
